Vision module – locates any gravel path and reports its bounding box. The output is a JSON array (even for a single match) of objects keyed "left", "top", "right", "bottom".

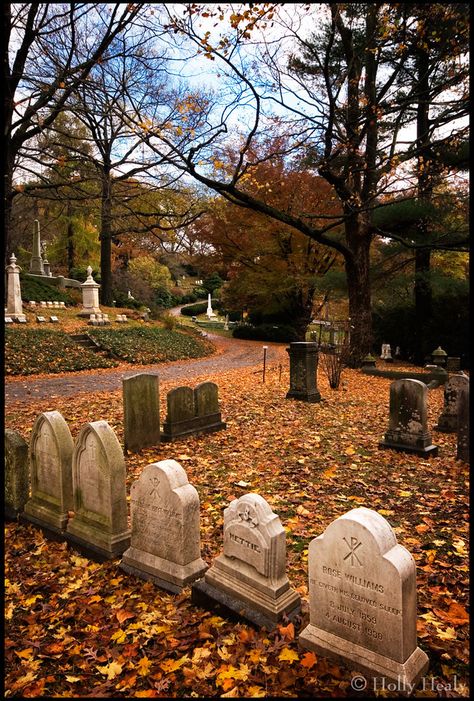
[{"left": 5, "top": 333, "right": 288, "bottom": 404}]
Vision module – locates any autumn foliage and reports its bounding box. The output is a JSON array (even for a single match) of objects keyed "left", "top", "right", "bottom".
[{"left": 4, "top": 347, "right": 469, "bottom": 697}]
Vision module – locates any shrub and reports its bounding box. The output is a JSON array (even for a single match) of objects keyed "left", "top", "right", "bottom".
[
  {"left": 19, "top": 274, "right": 75, "bottom": 304},
  {"left": 160, "top": 312, "right": 178, "bottom": 330},
  {"left": 319, "top": 344, "right": 351, "bottom": 389},
  {"left": 5, "top": 328, "right": 117, "bottom": 375},
  {"left": 232, "top": 323, "right": 299, "bottom": 343}
]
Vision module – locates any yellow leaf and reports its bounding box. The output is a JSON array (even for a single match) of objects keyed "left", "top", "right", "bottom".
[
  {"left": 110, "top": 629, "right": 127, "bottom": 644},
  {"left": 278, "top": 647, "right": 299, "bottom": 663},
  {"left": 25, "top": 594, "right": 42, "bottom": 606},
  {"left": 15, "top": 647, "right": 34, "bottom": 660},
  {"left": 399, "top": 490, "right": 412, "bottom": 497},
  {"left": 221, "top": 687, "right": 240, "bottom": 697},
  {"left": 296, "top": 505, "right": 310, "bottom": 516},
  {"left": 96, "top": 661, "right": 123, "bottom": 680},
  {"left": 345, "top": 446, "right": 356, "bottom": 455},
  {"left": 247, "top": 686, "right": 266, "bottom": 697},
  {"left": 191, "top": 647, "right": 211, "bottom": 663},
  {"left": 436, "top": 627, "right": 457, "bottom": 641},
  {"left": 65, "top": 676, "right": 82, "bottom": 683},
  {"left": 379, "top": 509, "right": 394, "bottom": 516},
  {"left": 137, "top": 656, "right": 152, "bottom": 676},
  {"left": 160, "top": 655, "right": 189, "bottom": 673}
]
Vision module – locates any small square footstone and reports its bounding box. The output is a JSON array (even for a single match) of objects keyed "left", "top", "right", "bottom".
[
  {"left": 298, "top": 507, "right": 429, "bottom": 695},
  {"left": 22, "top": 411, "right": 74, "bottom": 536},
  {"left": 192, "top": 493, "right": 301, "bottom": 630},
  {"left": 120, "top": 459, "right": 207, "bottom": 592},
  {"left": 66, "top": 420, "right": 131, "bottom": 560}
]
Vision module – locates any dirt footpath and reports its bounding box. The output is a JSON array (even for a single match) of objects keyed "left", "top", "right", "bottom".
[{"left": 4, "top": 334, "right": 289, "bottom": 404}]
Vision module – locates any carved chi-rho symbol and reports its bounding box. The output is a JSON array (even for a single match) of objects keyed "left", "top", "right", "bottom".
[
  {"left": 343, "top": 536, "right": 362, "bottom": 566},
  {"left": 149, "top": 477, "right": 160, "bottom": 497}
]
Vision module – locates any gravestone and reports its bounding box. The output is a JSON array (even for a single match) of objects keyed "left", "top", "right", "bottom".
[
  {"left": 36, "top": 316, "right": 47, "bottom": 323},
  {"left": 120, "top": 459, "right": 207, "bottom": 592},
  {"left": 434, "top": 374, "right": 469, "bottom": 433},
  {"left": 123, "top": 373, "right": 161, "bottom": 453},
  {"left": 192, "top": 493, "right": 301, "bottom": 629},
  {"left": 66, "top": 420, "right": 131, "bottom": 560},
  {"left": 298, "top": 507, "right": 429, "bottom": 693},
  {"left": 286, "top": 342, "right": 321, "bottom": 402},
  {"left": 161, "top": 382, "right": 226, "bottom": 441},
  {"left": 5, "top": 316, "right": 13, "bottom": 323},
  {"left": 5, "top": 429, "right": 30, "bottom": 520},
  {"left": 379, "top": 379, "right": 438, "bottom": 456},
  {"left": 456, "top": 385, "right": 469, "bottom": 462},
  {"left": 50, "top": 315, "right": 59, "bottom": 323},
  {"left": 23, "top": 411, "right": 74, "bottom": 535}
]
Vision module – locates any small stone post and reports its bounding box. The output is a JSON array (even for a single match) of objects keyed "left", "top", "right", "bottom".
[{"left": 286, "top": 341, "right": 321, "bottom": 402}]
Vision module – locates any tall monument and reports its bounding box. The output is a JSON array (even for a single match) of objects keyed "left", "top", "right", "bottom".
[
  {"left": 5, "top": 254, "right": 27, "bottom": 321},
  {"left": 29, "top": 220, "right": 44, "bottom": 275}
]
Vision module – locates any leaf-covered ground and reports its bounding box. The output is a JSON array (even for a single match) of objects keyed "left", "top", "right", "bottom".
[{"left": 4, "top": 356, "right": 469, "bottom": 698}]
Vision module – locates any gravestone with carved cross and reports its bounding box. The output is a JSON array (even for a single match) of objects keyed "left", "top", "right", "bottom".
[
  {"left": 298, "top": 507, "right": 429, "bottom": 693},
  {"left": 120, "top": 459, "right": 207, "bottom": 592},
  {"left": 192, "top": 493, "right": 300, "bottom": 629}
]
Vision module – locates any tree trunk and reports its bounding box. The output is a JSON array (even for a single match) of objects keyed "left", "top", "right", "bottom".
[
  {"left": 344, "top": 228, "right": 373, "bottom": 367},
  {"left": 66, "top": 202, "right": 74, "bottom": 274},
  {"left": 100, "top": 167, "right": 113, "bottom": 305}
]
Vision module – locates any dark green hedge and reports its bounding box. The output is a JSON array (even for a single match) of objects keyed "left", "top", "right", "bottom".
[
  {"left": 19, "top": 274, "right": 75, "bottom": 304},
  {"left": 232, "top": 323, "right": 299, "bottom": 343}
]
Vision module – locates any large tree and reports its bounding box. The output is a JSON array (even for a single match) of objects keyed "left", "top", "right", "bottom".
[
  {"left": 2, "top": 2, "right": 143, "bottom": 264},
  {"left": 125, "top": 3, "right": 468, "bottom": 364}
]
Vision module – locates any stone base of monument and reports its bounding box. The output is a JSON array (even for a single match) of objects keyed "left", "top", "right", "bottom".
[
  {"left": 120, "top": 546, "right": 207, "bottom": 593},
  {"left": 65, "top": 524, "right": 131, "bottom": 562},
  {"left": 298, "top": 625, "right": 429, "bottom": 696},
  {"left": 378, "top": 439, "right": 438, "bottom": 457},
  {"left": 191, "top": 556, "right": 301, "bottom": 630},
  {"left": 285, "top": 389, "right": 321, "bottom": 403},
  {"left": 19, "top": 512, "right": 67, "bottom": 542},
  {"left": 161, "top": 414, "right": 226, "bottom": 442}
]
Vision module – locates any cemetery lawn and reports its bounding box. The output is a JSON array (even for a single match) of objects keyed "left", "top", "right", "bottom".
[
  {"left": 5, "top": 324, "right": 214, "bottom": 375},
  {"left": 4, "top": 360, "right": 469, "bottom": 698}
]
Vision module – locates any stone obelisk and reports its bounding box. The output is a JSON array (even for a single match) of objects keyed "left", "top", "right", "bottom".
[{"left": 29, "top": 220, "right": 44, "bottom": 275}]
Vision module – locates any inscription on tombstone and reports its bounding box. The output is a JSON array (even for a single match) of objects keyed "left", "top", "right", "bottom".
[
  {"left": 379, "top": 379, "right": 438, "bottom": 456},
  {"left": 5, "top": 429, "right": 30, "bottom": 520},
  {"left": 23, "top": 411, "right": 74, "bottom": 533},
  {"left": 434, "top": 374, "right": 469, "bottom": 433},
  {"left": 66, "top": 420, "right": 130, "bottom": 559},
  {"left": 123, "top": 373, "right": 160, "bottom": 453},
  {"left": 120, "top": 460, "right": 207, "bottom": 592},
  {"left": 192, "top": 493, "right": 301, "bottom": 629},
  {"left": 299, "top": 507, "right": 429, "bottom": 691}
]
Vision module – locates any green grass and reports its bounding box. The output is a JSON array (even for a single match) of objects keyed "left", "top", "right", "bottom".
[
  {"left": 5, "top": 328, "right": 118, "bottom": 375},
  {"left": 5, "top": 326, "right": 214, "bottom": 376},
  {"left": 87, "top": 326, "right": 214, "bottom": 364}
]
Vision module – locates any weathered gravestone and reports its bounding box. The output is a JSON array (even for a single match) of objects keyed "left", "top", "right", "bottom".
[
  {"left": 456, "top": 385, "right": 469, "bottom": 463},
  {"left": 298, "top": 507, "right": 429, "bottom": 693},
  {"left": 286, "top": 342, "right": 321, "bottom": 402},
  {"left": 161, "top": 382, "right": 226, "bottom": 441},
  {"left": 22, "top": 411, "right": 74, "bottom": 535},
  {"left": 5, "top": 429, "right": 30, "bottom": 520},
  {"left": 379, "top": 379, "right": 438, "bottom": 456},
  {"left": 192, "top": 493, "right": 301, "bottom": 629},
  {"left": 120, "top": 459, "right": 207, "bottom": 592},
  {"left": 123, "top": 373, "right": 161, "bottom": 453},
  {"left": 434, "top": 374, "right": 469, "bottom": 433},
  {"left": 66, "top": 420, "right": 131, "bottom": 560}
]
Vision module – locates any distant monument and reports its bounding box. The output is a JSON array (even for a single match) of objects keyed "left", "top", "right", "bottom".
[
  {"left": 5, "top": 254, "right": 27, "bottom": 322},
  {"left": 78, "top": 266, "right": 101, "bottom": 316},
  {"left": 29, "top": 220, "right": 45, "bottom": 275},
  {"left": 206, "top": 294, "right": 216, "bottom": 319}
]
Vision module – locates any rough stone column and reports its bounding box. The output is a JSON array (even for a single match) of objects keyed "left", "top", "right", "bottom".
[
  {"left": 29, "top": 219, "right": 44, "bottom": 275},
  {"left": 286, "top": 341, "right": 321, "bottom": 402}
]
